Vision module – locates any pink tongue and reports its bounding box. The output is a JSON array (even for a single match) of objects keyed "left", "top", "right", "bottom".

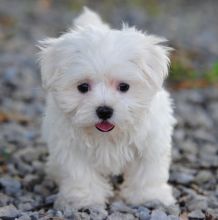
[{"left": 95, "top": 121, "right": 115, "bottom": 132}]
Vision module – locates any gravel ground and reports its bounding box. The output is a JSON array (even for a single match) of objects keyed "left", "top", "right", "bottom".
[{"left": 0, "top": 1, "right": 218, "bottom": 219}]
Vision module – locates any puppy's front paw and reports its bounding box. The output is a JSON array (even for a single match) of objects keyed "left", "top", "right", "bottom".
[
  {"left": 120, "top": 183, "right": 175, "bottom": 206},
  {"left": 54, "top": 191, "right": 107, "bottom": 211},
  {"left": 54, "top": 194, "right": 106, "bottom": 214},
  {"left": 54, "top": 195, "right": 77, "bottom": 213}
]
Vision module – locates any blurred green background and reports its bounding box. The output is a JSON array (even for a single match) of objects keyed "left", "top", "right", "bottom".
[{"left": 0, "top": 0, "right": 218, "bottom": 89}]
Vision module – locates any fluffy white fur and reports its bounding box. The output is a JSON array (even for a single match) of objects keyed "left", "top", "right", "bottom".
[{"left": 39, "top": 7, "right": 176, "bottom": 209}]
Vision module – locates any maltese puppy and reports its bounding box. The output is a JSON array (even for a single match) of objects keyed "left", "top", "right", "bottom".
[{"left": 38, "top": 7, "right": 176, "bottom": 209}]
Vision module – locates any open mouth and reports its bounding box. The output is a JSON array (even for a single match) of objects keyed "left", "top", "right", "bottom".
[{"left": 95, "top": 121, "right": 115, "bottom": 132}]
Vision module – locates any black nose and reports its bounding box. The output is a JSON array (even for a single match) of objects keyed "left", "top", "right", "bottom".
[{"left": 96, "top": 106, "right": 113, "bottom": 120}]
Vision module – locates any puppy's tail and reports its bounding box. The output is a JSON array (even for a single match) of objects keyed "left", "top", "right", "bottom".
[{"left": 73, "top": 7, "right": 109, "bottom": 29}]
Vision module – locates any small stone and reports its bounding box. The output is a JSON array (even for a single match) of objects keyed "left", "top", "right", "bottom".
[
  {"left": 137, "top": 206, "right": 150, "bottom": 220},
  {"left": 33, "top": 185, "right": 49, "bottom": 196},
  {"left": 16, "top": 213, "right": 31, "bottom": 220},
  {"left": 55, "top": 210, "right": 64, "bottom": 218},
  {"left": 176, "top": 104, "right": 213, "bottom": 129},
  {"left": 186, "top": 90, "right": 205, "bottom": 104},
  {"left": 74, "top": 211, "right": 90, "bottom": 219},
  {"left": 45, "top": 194, "right": 57, "bottom": 206},
  {"left": 47, "top": 209, "right": 55, "bottom": 216},
  {"left": 173, "top": 129, "right": 185, "bottom": 142},
  {"left": 107, "top": 212, "right": 137, "bottom": 220},
  {"left": 206, "top": 208, "right": 218, "bottom": 218},
  {"left": 0, "top": 193, "right": 12, "bottom": 206},
  {"left": 6, "top": 163, "right": 19, "bottom": 176},
  {"left": 199, "top": 153, "right": 218, "bottom": 168},
  {"left": 23, "top": 174, "right": 40, "bottom": 188},
  {"left": 166, "top": 204, "right": 180, "bottom": 216},
  {"left": 0, "top": 205, "right": 20, "bottom": 218},
  {"left": 167, "top": 215, "right": 179, "bottom": 220},
  {"left": 16, "top": 160, "right": 34, "bottom": 175},
  {"left": 200, "top": 144, "right": 217, "bottom": 155},
  {"left": 150, "top": 210, "right": 168, "bottom": 220},
  {"left": 32, "top": 160, "right": 44, "bottom": 172},
  {"left": 193, "top": 129, "right": 216, "bottom": 143},
  {"left": 207, "top": 196, "right": 218, "bottom": 209},
  {"left": 18, "top": 202, "right": 33, "bottom": 211},
  {"left": 172, "top": 188, "right": 181, "bottom": 199},
  {"left": 111, "top": 201, "right": 136, "bottom": 214},
  {"left": 144, "top": 200, "right": 165, "bottom": 210},
  {"left": 203, "top": 88, "right": 218, "bottom": 101},
  {"left": 188, "top": 210, "right": 205, "bottom": 220},
  {"left": 187, "top": 196, "right": 208, "bottom": 211},
  {"left": 0, "top": 177, "right": 21, "bottom": 195},
  {"left": 208, "top": 102, "right": 218, "bottom": 123},
  {"left": 180, "top": 140, "right": 198, "bottom": 155},
  {"left": 42, "top": 178, "right": 56, "bottom": 191},
  {"left": 88, "top": 205, "right": 108, "bottom": 220},
  {"left": 195, "top": 170, "right": 212, "bottom": 184},
  {"left": 15, "top": 147, "right": 46, "bottom": 164},
  {"left": 170, "top": 172, "right": 194, "bottom": 185},
  {"left": 29, "top": 212, "right": 39, "bottom": 220}
]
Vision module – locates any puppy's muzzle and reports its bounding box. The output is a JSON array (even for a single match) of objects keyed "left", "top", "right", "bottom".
[{"left": 96, "top": 106, "right": 113, "bottom": 120}]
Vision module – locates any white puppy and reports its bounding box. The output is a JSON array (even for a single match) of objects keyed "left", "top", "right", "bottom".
[{"left": 38, "top": 8, "right": 176, "bottom": 209}]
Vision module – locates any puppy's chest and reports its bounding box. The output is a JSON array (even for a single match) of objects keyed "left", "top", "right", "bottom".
[{"left": 87, "top": 142, "right": 136, "bottom": 175}]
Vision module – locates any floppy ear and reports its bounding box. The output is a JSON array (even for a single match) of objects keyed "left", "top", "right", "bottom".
[
  {"left": 141, "top": 35, "right": 172, "bottom": 89},
  {"left": 37, "top": 38, "right": 61, "bottom": 90}
]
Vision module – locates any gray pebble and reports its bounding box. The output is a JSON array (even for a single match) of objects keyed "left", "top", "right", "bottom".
[
  {"left": 0, "top": 205, "right": 20, "bottom": 218},
  {"left": 207, "top": 196, "right": 218, "bottom": 209},
  {"left": 55, "top": 210, "right": 64, "bottom": 218},
  {"left": 0, "top": 193, "right": 12, "bottom": 206},
  {"left": 45, "top": 194, "right": 57, "bottom": 205},
  {"left": 144, "top": 200, "right": 165, "bottom": 210},
  {"left": 150, "top": 210, "right": 168, "bottom": 220},
  {"left": 80, "top": 205, "right": 108, "bottom": 220},
  {"left": 176, "top": 104, "right": 213, "bottom": 129},
  {"left": 199, "top": 153, "right": 218, "bottom": 168},
  {"left": 23, "top": 174, "right": 40, "bottom": 187},
  {"left": 192, "top": 129, "right": 216, "bottom": 143},
  {"left": 203, "top": 88, "right": 218, "bottom": 101},
  {"left": 15, "top": 160, "right": 34, "bottom": 175},
  {"left": 206, "top": 208, "right": 218, "bottom": 218},
  {"left": 107, "top": 212, "right": 137, "bottom": 220},
  {"left": 188, "top": 210, "right": 205, "bottom": 220},
  {"left": 137, "top": 206, "right": 150, "bottom": 220},
  {"left": 18, "top": 202, "right": 33, "bottom": 211},
  {"left": 187, "top": 196, "right": 208, "bottom": 211},
  {"left": 167, "top": 215, "right": 179, "bottom": 220},
  {"left": 166, "top": 204, "right": 180, "bottom": 216},
  {"left": 0, "top": 177, "right": 21, "bottom": 195},
  {"left": 33, "top": 184, "right": 50, "bottom": 196},
  {"left": 208, "top": 102, "right": 218, "bottom": 123},
  {"left": 16, "top": 213, "right": 31, "bottom": 220},
  {"left": 195, "top": 170, "right": 212, "bottom": 184},
  {"left": 111, "top": 201, "right": 136, "bottom": 214},
  {"left": 180, "top": 140, "right": 198, "bottom": 155},
  {"left": 170, "top": 172, "right": 194, "bottom": 185}
]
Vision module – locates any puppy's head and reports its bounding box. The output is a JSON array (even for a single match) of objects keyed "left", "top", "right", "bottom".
[{"left": 38, "top": 9, "right": 171, "bottom": 136}]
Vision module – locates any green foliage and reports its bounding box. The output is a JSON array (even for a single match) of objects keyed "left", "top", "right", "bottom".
[
  {"left": 0, "top": 148, "right": 11, "bottom": 162},
  {"left": 169, "top": 60, "right": 218, "bottom": 85},
  {"left": 127, "top": 0, "right": 160, "bottom": 15},
  {"left": 205, "top": 62, "right": 218, "bottom": 83},
  {"left": 169, "top": 61, "right": 195, "bottom": 82}
]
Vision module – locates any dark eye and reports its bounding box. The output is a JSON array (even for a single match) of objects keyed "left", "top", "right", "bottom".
[
  {"left": 77, "top": 83, "right": 90, "bottom": 93},
  {"left": 118, "top": 82, "right": 129, "bottom": 92}
]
